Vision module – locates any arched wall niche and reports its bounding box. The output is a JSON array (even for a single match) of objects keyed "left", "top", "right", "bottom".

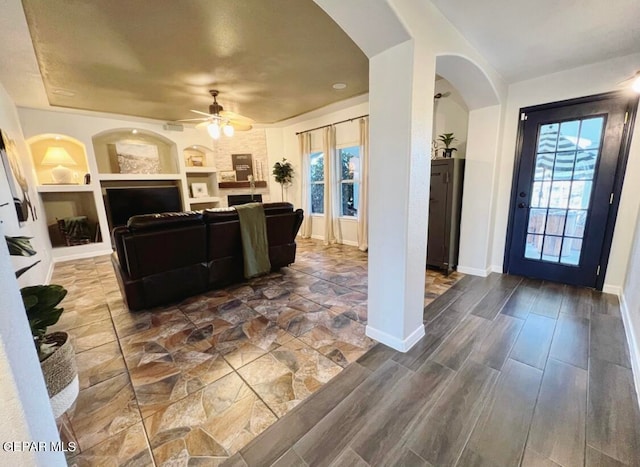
[{"left": 91, "top": 128, "right": 179, "bottom": 175}]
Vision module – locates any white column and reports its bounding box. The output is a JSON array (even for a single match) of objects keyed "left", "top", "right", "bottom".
[
  {"left": 458, "top": 105, "right": 502, "bottom": 276},
  {"left": 366, "top": 40, "right": 434, "bottom": 351}
]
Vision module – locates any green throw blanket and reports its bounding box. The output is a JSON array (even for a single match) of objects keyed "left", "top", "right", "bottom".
[{"left": 235, "top": 203, "right": 271, "bottom": 279}]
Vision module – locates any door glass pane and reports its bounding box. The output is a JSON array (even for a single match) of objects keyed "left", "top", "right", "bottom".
[
  {"left": 527, "top": 209, "right": 547, "bottom": 234},
  {"left": 558, "top": 120, "right": 580, "bottom": 151},
  {"left": 569, "top": 181, "right": 593, "bottom": 209},
  {"left": 545, "top": 209, "right": 567, "bottom": 235},
  {"left": 552, "top": 151, "right": 576, "bottom": 180},
  {"left": 565, "top": 210, "right": 586, "bottom": 238},
  {"left": 542, "top": 236, "right": 562, "bottom": 262},
  {"left": 578, "top": 117, "right": 604, "bottom": 150},
  {"left": 531, "top": 181, "right": 551, "bottom": 208},
  {"left": 549, "top": 181, "right": 571, "bottom": 208},
  {"left": 534, "top": 153, "right": 555, "bottom": 180},
  {"left": 537, "top": 123, "right": 559, "bottom": 152},
  {"left": 574, "top": 150, "right": 597, "bottom": 180},
  {"left": 525, "top": 234, "right": 543, "bottom": 260},
  {"left": 561, "top": 238, "right": 582, "bottom": 265}
]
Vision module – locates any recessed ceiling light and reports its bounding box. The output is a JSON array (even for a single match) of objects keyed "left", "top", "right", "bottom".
[
  {"left": 52, "top": 89, "right": 75, "bottom": 97},
  {"left": 131, "top": 129, "right": 138, "bottom": 134},
  {"left": 54, "top": 136, "right": 61, "bottom": 140},
  {"left": 332, "top": 82, "right": 347, "bottom": 90}
]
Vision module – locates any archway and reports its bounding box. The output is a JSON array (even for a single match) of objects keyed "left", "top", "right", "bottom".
[{"left": 435, "top": 55, "right": 503, "bottom": 276}]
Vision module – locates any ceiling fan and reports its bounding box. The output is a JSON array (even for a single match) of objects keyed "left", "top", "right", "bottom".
[{"left": 178, "top": 90, "right": 254, "bottom": 139}]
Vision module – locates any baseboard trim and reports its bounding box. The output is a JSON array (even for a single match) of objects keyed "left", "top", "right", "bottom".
[
  {"left": 603, "top": 284, "right": 622, "bottom": 296},
  {"left": 309, "top": 234, "right": 358, "bottom": 247},
  {"left": 457, "top": 265, "right": 492, "bottom": 277},
  {"left": 52, "top": 248, "right": 113, "bottom": 264},
  {"left": 45, "top": 259, "right": 55, "bottom": 285},
  {"left": 619, "top": 291, "right": 640, "bottom": 409},
  {"left": 490, "top": 264, "right": 503, "bottom": 273},
  {"left": 365, "top": 324, "right": 425, "bottom": 353}
]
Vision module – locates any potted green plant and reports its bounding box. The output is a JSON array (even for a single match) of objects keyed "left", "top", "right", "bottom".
[
  {"left": 23, "top": 284, "right": 77, "bottom": 418},
  {"left": 272, "top": 158, "right": 294, "bottom": 201},
  {"left": 438, "top": 132, "right": 458, "bottom": 158},
  {"left": 6, "top": 236, "right": 78, "bottom": 418}
]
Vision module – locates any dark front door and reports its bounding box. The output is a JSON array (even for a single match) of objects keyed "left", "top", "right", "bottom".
[{"left": 506, "top": 92, "right": 636, "bottom": 288}]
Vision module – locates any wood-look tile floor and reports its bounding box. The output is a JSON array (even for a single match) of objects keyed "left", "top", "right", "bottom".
[
  {"left": 227, "top": 274, "right": 640, "bottom": 467},
  {"left": 51, "top": 239, "right": 462, "bottom": 466}
]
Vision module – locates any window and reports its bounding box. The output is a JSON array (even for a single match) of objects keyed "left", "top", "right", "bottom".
[
  {"left": 339, "top": 146, "right": 360, "bottom": 217},
  {"left": 310, "top": 151, "right": 324, "bottom": 214}
]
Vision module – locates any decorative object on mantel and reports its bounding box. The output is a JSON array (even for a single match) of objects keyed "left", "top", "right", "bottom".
[
  {"left": 437, "top": 132, "right": 458, "bottom": 158},
  {"left": 176, "top": 90, "right": 254, "bottom": 139},
  {"left": 219, "top": 171, "right": 237, "bottom": 183},
  {"left": 41, "top": 146, "right": 78, "bottom": 184},
  {"left": 272, "top": 158, "right": 294, "bottom": 201},
  {"left": 1, "top": 129, "right": 35, "bottom": 221},
  {"left": 191, "top": 182, "right": 209, "bottom": 198},
  {"left": 232, "top": 154, "right": 254, "bottom": 181}
]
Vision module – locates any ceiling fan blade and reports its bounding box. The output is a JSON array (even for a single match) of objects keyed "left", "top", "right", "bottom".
[
  {"left": 230, "top": 121, "right": 253, "bottom": 131},
  {"left": 195, "top": 121, "right": 211, "bottom": 129},
  {"left": 190, "top": 109, "right": 213, "bottom": 117},
  {"left": 176, "top": 117, "right": 210, "bottom": 122},
  {"left": 220, "top": 110, "right": 254, "bottom": 124}
]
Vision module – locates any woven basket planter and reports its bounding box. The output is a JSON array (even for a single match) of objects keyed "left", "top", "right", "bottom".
[{"left": 40, "top": 332, "right": 78, "bottom": 418}]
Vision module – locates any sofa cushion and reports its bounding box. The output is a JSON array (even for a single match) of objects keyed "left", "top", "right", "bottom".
[{"left": 127, "top": 211, "right": 203, "bottom": 231}]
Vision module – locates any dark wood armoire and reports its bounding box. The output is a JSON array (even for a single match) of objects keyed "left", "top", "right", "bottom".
[{"left": 427, "top": 158, "right": 465, "bottom": 274}]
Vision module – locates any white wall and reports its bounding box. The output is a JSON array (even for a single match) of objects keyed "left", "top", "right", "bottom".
[
  {"left": 0, "top": 84, "right": 52, "bottom": 285},
  {"left": 266, "top": 96, "right": 369, "bottom": 245},
  {"left": 622, "top": 201, "right": 640, "bottom": 401},
  {"left": 490, "top": 52, "right": 640, "bottom": 291},
  {"left": 433, "top": 78, "right": 469, "bottom": 158},
  {"left": 0, "top": 82, "right": 64, "bottom": 466}
]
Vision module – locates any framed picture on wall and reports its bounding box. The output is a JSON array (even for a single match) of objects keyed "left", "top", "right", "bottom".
[
  {"left": 191, "top": 182, "right": 209, "bottom": 198},
  {"left": 232, "top": 154, "right": 253, "bottom": 181},
  {"left": 1, "top": 130, "right": 33, "bottom": 222}
]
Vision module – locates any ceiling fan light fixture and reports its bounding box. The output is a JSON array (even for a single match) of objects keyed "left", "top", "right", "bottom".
[
  {"left": 207, "top": 121, "right": 221, "bottom": 139},
  {"left": 223, "top": 123, "right": 234, "bottom": 137}
]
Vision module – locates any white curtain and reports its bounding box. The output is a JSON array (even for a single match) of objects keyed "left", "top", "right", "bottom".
[
  {"left": 357, "top": 117, "right": 369, "bottom": 251},
  {"left": 322, "top": 126, "right": 339, "bottom": 244},
  {"left": 298, "top": 132, "right": 312, "bottom": 238}
]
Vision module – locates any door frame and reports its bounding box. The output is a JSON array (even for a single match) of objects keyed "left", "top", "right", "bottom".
[{"left": 503, "top": 91, "right": 639, "bottom": 290}]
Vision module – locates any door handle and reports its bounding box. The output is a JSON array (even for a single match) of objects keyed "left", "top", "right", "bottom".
[{"left": 518, "top": 202, "right": 528, "bottom": 209}]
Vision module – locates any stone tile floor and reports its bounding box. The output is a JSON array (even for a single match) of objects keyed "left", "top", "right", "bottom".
[{"left": 51, "top": 238, "right": 462, "bottom": 466}]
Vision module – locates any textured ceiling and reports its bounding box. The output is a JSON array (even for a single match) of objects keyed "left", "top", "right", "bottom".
[
  {"left": 430, "top": 0, "right": 640, "bottom": 82},
  {"left": 20, "top": 0, "right": 368, "bottom": 124}
]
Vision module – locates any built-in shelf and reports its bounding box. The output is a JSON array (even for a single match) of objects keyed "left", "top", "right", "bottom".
[
  {"left": 188, "top": 196, "right": 221, "bottom": 204},
  {"left": 98, "top": 173, "right": 182, "bottom": 181},
  {"left": 37, "top": 184, "right": 95, "bottom": 193},
  {"left": 185, "top": 167, "right": 217, "bottom": 173},
  {"left": 218, "top": 181, "right": 268, "bottom": 189}
]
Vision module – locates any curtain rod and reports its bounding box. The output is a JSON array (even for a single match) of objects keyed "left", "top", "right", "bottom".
[{"left": 295, "top": 114, "right": 369, "bottom": 135}]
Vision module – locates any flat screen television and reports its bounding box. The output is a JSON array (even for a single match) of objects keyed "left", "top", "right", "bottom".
[{"left": 105, "top": 186, "right": 182, "bottom": 228}]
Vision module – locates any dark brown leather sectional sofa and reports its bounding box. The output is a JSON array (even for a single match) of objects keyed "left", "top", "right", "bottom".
[{"left": 111, "top": 202, "right": 303, "bottom": 311}]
